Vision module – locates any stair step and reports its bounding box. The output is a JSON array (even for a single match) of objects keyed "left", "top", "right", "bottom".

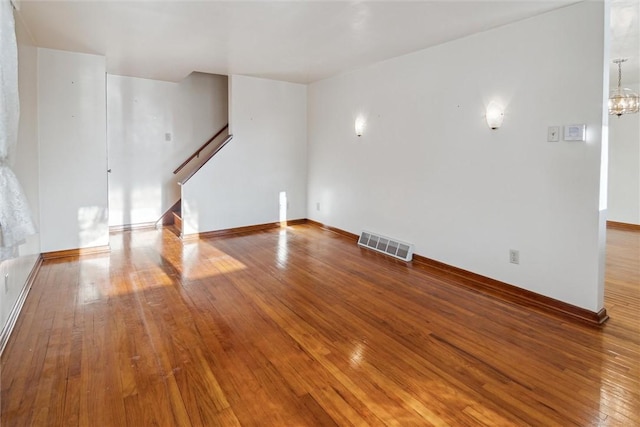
[{"left": 173, "top": 211, "right": 182, "bottom": 233}]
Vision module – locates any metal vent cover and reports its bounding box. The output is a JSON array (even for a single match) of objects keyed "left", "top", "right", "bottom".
[{"left": 358, "top": 231, "right": 414, "bottom": 261}]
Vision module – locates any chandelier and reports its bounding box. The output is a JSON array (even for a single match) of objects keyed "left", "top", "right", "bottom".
[{"left": 609, "top": 59, "right": 639, "bottom": 116}]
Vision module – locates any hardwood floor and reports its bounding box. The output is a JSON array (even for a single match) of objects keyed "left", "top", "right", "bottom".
[{"left": 1, "top": 224, "right": 638, "bottom": 426}]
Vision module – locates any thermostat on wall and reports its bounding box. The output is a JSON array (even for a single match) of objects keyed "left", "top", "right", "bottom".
[{"left": 563, "top": 124, "right": 586, "bottom": 141}]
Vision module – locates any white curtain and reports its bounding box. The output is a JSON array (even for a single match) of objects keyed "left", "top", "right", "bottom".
[{"left": 0, "top": 0, "right": 36, "bottom": 262}]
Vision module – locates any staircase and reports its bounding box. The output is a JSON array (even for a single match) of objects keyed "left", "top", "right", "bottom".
[
  {"left": 172, "top": 207, "right": 182, "bottom": 235},
  {"left": 158, "top": 199, "right": 182, "bottom": 236},
  {"left": 158, "top": 123, "right": 233, "bottom": 238}
]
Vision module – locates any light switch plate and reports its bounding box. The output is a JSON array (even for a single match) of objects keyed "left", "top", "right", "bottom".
[{"left": 547, "top": 126, "right": 560, "bottom": 142}]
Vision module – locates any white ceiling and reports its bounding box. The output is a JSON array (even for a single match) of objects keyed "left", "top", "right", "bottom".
[
  {"left": 610, "top": 0, "right": 640, "bottom": 85},
  {"left": 15, "top": 0, "right": 640, "bottom": 86}
]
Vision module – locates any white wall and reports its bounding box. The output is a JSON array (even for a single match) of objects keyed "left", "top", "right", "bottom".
[
  {"left": 608, "top": 83, "right": 640, "bottom": 224},
  {"left": 38, "top": 48, "right": 108, "bottom": 252},
  {"left": 107, "top": 72, "right": 228, "bottom": 227},
  {"left": 1, "top": 8, "right": 41, "bottom": 341},
  {"left": 307, "top": 2, "right": 607, "bottom": 312},
  {"left": 182, "top": 75, "right": 307, "bottom": 235}
]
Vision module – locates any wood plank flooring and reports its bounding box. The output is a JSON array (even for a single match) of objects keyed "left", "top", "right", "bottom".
[{"left": 1, "top": 224, "right": 638, "bottom": 426}]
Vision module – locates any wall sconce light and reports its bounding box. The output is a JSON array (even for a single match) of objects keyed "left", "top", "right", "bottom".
[
  {"left": 355, "top": 117, "right": 365, "bottom": 137},
  {"left": 486, "top": 102, "right": 504, "bottom": 130}
]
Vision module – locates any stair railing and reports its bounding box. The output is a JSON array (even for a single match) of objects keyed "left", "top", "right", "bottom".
[
  {"left": 177, "top": 133, "right": 233, "bottom": 185},
  {"left": 173, "top": 123, "right": 229, "bottom": 175}
]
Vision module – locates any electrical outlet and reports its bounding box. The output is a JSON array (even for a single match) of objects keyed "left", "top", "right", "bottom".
[
  {"left": 316, "top": 202, "right": 320, "bottom": 211},
  {"left": 509, "top": 249, "right": 520, "bottom": 265},
  {"left": 547, "top": 126, "right": 560, "bottom": 142},
  {"left": 165, "top": 132, "right": 172, "bottom": 142}
]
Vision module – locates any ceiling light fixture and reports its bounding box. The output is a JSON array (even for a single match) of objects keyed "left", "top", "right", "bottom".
[{"left": 609, "top": 59, "right": 639, "bottom": 117}]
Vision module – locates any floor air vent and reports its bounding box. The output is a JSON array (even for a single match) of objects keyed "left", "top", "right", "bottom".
[{"left": 358, "top": 231, "right": 414, "bottom": 261}]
